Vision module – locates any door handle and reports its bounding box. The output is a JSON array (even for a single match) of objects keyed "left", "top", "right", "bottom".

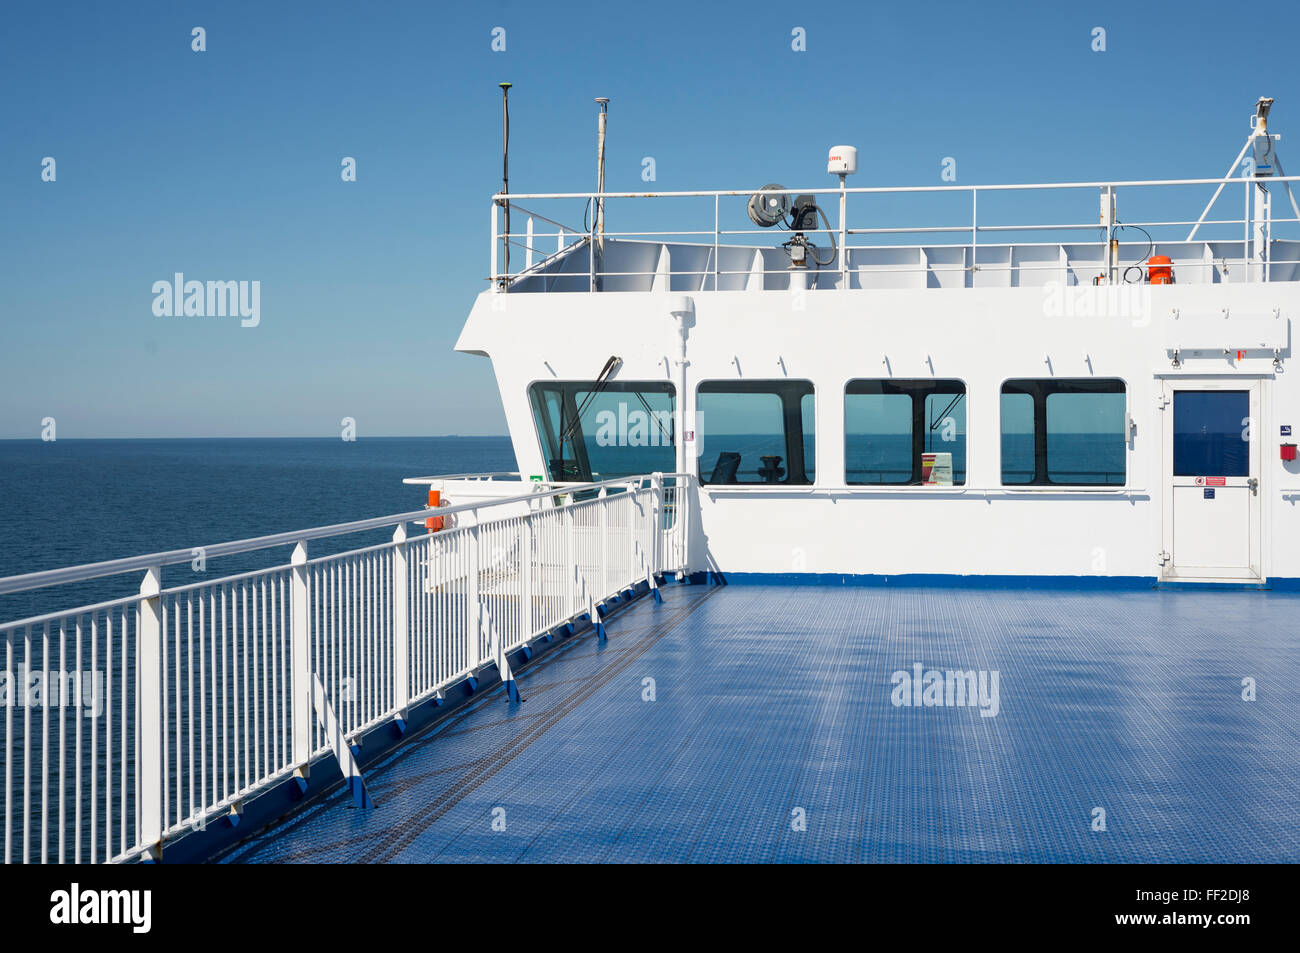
[{"left": 1248, "top": 477, "right": 1259, "bottom": 495}]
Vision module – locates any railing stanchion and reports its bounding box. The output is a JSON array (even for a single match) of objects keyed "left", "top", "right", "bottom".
[
  {"left": 490, "top": 201, "right": 499, "bottom": 289},
  {"left": 467, "top": 516, "right": 481, "bottom": 673},
  {"left": 566, "top": 501, "right": 577, "bottom": 619},
  {"left": 627, "top": 483, "right": 637, "bottom": 589},
  {"left": 599, "top": 486, "right": 609, "bottom": 601},
  {"left": 713, "top": 194, "right": 720, "bottom": 290},
  {"left": 520, "top": 514, "right": 533, "bottom": 641},
  {"left": 839, "top": 179, "right": 848, "bottom": 288},
  {"left": 652, "top": 473, "right": 663, "bottom": 576},
  {"left": 290, "top": 542, "right": 311, "bottom": 780},
  {"left": 137, "top": 566, "right": 163, "bottom": 859},
  {"left": 391, "top": 524, "right": 409, "bottom": 726}
]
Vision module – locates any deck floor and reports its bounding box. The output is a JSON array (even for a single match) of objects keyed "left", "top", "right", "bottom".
[{"left": 222, "top": 582, "right": 1300, "bottom": 863}]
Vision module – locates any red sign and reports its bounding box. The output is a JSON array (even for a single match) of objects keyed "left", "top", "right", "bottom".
[{"left": 1205, "top": 476, "right": 1227, "bottom": 486}]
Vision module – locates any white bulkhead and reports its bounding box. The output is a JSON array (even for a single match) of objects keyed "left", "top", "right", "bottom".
[
  {"left": 464, "top": 101, "right": 1300, "bottom": 584},
  {"left": 458, "top": 276, "right": 1299, "bottom": 584}
]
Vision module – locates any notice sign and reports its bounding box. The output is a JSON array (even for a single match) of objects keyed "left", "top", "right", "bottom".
[
  {"left": 1195, "top": 476, "right": 1227, "bottom": 486},
  {"left": 922, "top": 452, "right": 953, "bottom": 486}
]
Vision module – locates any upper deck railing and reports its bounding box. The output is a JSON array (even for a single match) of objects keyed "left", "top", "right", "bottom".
[
  {"left": 489, "top": 175, "right": 1300, "bottom": 291},
  {"left": 0, "top": 473, "right": 691, "bottom": 863}
]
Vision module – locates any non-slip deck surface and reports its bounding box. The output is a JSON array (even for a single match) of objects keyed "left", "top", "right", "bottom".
[{"left": 223, "top": 583, "right": 1299, "bottom": 863}]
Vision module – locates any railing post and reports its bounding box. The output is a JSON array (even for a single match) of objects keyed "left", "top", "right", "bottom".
[
  {"left": 290, "top": 542, "right": 311, "bottom": 780},
  {"left": 566, "top": 503, "right": 577, "bottom": 619},
  {"left": 137, "top": 566, "right": 163, "bottom": 859},
  {"left": 644, "top": 476, "right": 664, "bottom": 603},
  {"left": 466, "top": 517, "right": 481, "bottom": 673},
  {"left": 651, "top": 473, "right": 663, "bottom": 576},
  {"left": 712, "top": 193, "right": 722, "bottom": 289},
  {"left": 392, "top": 524, "right": 409, "bottom": 726},
  {"left": 519, "top": 515, "right": 533, "bottom": 641},
  {"left": 598, "top": 486, "right": 609, "bottom": 600},
  {"left": 490, "top": 201, "right": 499, "bottom": 289},
  {"left": 627, "top": 482, "right": 638, "bottom": 587},
  {"left": 839, "top": 179, "right": 848, "bottom": 288}
]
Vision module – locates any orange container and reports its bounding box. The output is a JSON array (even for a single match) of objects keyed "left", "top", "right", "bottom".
[
  {"left": 425, "top": 489, "right": 444, "bottom": 532},
  {"left": 1148, "top": 255, "right": 1173, "bottom": 284}
]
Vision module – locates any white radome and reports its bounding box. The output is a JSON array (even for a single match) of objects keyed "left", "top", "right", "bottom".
[{"left": 827, "top": 145, "right": 858, "bottom": 175}]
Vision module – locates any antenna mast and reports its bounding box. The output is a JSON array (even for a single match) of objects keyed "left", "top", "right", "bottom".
[{"left": 499, "top": 82, "right": 512, "bottom": 283}]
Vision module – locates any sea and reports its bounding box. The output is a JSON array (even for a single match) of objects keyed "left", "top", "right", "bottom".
[{"left": 0, "top": 437, "right": 518, "bottom": 624}]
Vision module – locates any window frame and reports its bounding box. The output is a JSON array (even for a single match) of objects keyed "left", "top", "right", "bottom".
[
  {"left": 527, "top": 379, "right": 677, "bottom": 484},
  {"left": 695, "top": 378, "right": 817, "bottom": 487},
  {"left": 999, "top": 377, "right": 1128, "bottom": 487},
  {"left": 843, "top": 378, "right": 968, "bottom": 486}
]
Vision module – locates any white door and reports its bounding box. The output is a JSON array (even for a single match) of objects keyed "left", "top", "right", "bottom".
[{"left": 1161, "top": 380, "right": 1262, "bottom": 581}]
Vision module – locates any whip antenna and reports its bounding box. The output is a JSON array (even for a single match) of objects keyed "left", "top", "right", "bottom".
[{"left": 499, "top": 82, "right": 512, "bottom": 283}]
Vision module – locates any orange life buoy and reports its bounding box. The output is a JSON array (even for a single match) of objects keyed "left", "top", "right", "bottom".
[{"left": 425, "top": 489, "right": 444, "bottom": 532}]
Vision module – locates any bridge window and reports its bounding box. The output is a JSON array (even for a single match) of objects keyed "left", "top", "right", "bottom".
[
  {"left": 845, "top": 379, "right": 966, "bottom": 485},
  {"left": 529, "top": 381, "right": 675, "bottom": 482},
  {"left": 697, "top": 380, "right": 815, "bottom": 485},
  {"left": 1001, "top": 379, "right": 1126, "bottom": 485}
]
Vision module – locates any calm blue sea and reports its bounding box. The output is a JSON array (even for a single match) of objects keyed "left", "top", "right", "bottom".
[{"left": 0, "top": 437, "right": 517, "bottom": 623}]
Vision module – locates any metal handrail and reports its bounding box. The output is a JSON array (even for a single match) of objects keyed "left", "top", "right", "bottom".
[
  {"left": 492, "top": 175, "right": 1300, "bottom": 200},
  {"left": 0, "top": 473, "right": 689, "bottom": 597},
  {"left": 489, "top": 174, "right": 1300, "bottom": 288},
  {"left": 1, "top": 472, "right": 693, "bottom": 863}
]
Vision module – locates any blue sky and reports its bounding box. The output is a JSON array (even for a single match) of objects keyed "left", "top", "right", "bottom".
[{"left": 1, "top": 0, "right": 1296, "bottom": 438}]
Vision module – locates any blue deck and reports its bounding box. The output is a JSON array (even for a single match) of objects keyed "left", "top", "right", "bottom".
[{"left": 221, "top": 582, "right": 1299, "bottom": 863}]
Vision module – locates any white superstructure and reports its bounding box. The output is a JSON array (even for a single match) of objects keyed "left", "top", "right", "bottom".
[{"left": 462, "top": 99, "right": 1300, "bottom": 585}]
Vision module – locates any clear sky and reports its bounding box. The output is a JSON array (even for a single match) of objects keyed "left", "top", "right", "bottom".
[{"left": 2, "top": 0, "right": 1297, "bottom": 438}]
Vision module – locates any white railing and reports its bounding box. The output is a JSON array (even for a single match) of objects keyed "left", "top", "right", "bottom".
[
  {"left": 488, "top": 175, "right": 1300, "bottom": 289},
  {"left": 0, "top": 473, "right": 691, "bottom": 863}
]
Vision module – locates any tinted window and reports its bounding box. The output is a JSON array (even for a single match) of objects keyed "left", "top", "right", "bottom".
[
  {"left": 1000, "top": 392, "right": 1035, "bottom": 484},
  {"left": 1001, "top": 379, "right": 1126, "bottom": 486},
  {"left": 697, "top": 380, "right": 815, "bottom": 485},
  {"left": 529, "top": 381, "right": 675, "bottom": 482},
  {"left": 1173, "top": 391, "right": 1249, "bottom": 476},
  {"left": 1046, "top": 391, "right": 1126, "bottom": 484},
  {"left": 846, "top": 379, "right": 966, "bottom": 485}
]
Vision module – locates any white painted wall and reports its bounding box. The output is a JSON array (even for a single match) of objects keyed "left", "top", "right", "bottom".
[{"left": 457, "top": 276, "right": 1300, "bottom": 581}]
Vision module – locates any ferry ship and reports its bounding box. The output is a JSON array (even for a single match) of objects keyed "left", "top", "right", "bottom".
[{"left": 0, "top": 97, "right": 1296, "bottom": 865}]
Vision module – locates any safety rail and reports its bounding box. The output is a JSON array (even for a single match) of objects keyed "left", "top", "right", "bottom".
[
  {"left": 0, "top": 473, "right": 691, "bottom": 863},
  {"left": 488, "top": 175, "right": 1300, "bottom": 290}
]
